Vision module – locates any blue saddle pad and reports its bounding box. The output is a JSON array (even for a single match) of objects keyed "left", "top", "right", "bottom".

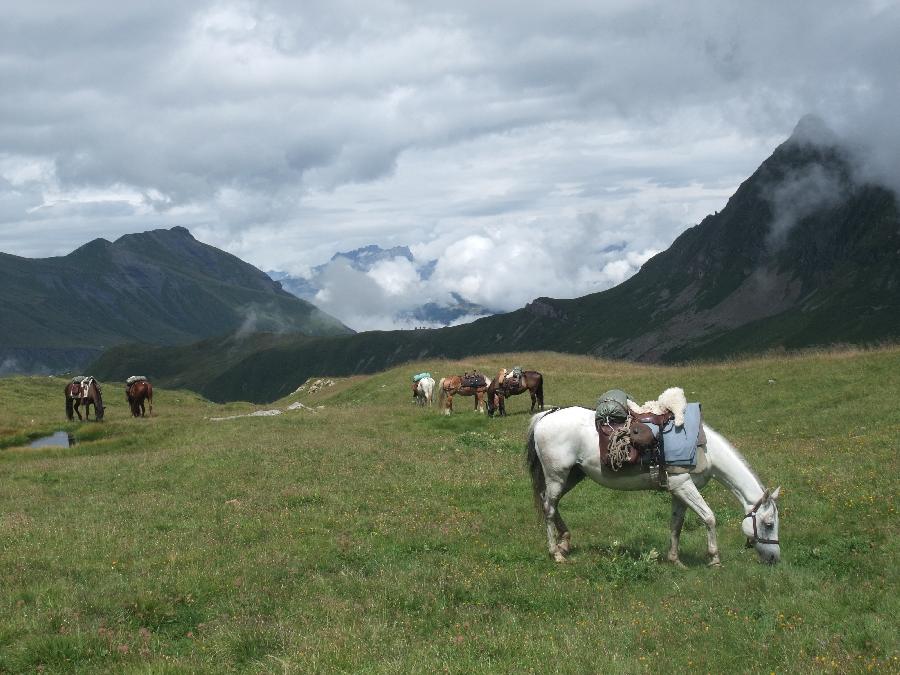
[{"left": 645, "top": 403, "right": 702, "bottom": 467}]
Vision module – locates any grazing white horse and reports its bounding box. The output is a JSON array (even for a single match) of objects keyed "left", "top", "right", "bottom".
[
  {"left": 526, "top": 407, "right": 781, "bottom": 566},
  {"left": 413, "top": 376, "right": 435, "bottom": 407}
]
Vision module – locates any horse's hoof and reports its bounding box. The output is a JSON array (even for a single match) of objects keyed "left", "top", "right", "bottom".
[
  {"left": 707, "top": 558, "right": 722, "bottom": 568},
  {"left": 552, "top": 551, "right": 568, "bottom": 563},
  {"left": 667, "top": 556, "right": 687, "bottom": 569}
]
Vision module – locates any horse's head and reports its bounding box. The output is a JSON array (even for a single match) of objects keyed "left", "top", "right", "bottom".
[
  {"left": 742, "top": 487, "right": 781, "bottom": 564},
  {"left": 92, "top": 381, "right": 105, "bottom": 421}
]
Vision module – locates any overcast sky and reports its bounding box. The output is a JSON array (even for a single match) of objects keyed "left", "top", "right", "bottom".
[{"left": 2, "top": 1, "right": 898, "bottom": 329}]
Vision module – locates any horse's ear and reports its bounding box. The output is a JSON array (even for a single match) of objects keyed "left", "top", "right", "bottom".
[{"left": 770, "top": 486, "right": 781, "bottom": 501}]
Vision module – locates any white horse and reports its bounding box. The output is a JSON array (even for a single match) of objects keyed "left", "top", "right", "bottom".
[
  {"left": 526, "top": 407, "right": 781, "bottom": 566},
  {"left": 413, "top": 376, "right": 435, "bottom": 407}
]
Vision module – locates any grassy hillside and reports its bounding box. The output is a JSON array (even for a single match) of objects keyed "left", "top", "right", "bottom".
[{"left": 1, "top": 348, "right": 898, "bottom": 672}]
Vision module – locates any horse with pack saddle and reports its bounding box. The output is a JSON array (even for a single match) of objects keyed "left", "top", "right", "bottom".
[
  {"left": 411, "top": 372, "right": 435, "bottom": 407},
  {"left": 437, "top": 371, "right": 492, "bottom": 414},
  {"left": 486, "top": 366, "right": 544, "bottom": 417},
  {"left": 126, "top": 376, "right": 153, "bottom": 417},
  {"left": 65, "top": 376, "right": 105, "bottom": 421},
  {"left": 526, "top": 387, "right": 782, "bottom": 567}
]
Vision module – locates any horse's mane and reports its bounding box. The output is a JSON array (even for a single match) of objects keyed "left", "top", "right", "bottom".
[{"left": 706, "top": 425, "right": 764, "bottom": 486}]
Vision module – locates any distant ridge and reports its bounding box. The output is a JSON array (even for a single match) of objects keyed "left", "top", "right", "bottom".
[
  {"left": 92, "top": 118, "right": 900, "bottom": 402},
  {"left": 0, "top": 227, "right": 351, "bottom": 374}
]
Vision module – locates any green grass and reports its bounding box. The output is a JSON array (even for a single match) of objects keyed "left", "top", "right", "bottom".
[{"left": 1, "top": 348, "right": 898, "bottom": 673}]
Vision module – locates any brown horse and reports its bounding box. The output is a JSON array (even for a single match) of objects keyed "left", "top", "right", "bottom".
[
  {"left": 65, "top": 377, "right": 105, "bottom": 421},
  {"left": 126, "top": 379, "right": 153, "bottom": 417},
  {"left": 437, "top": 373, "right": 492, "bottom": 415},
  {"left": 486, "top": 369, "right": 544, "bottom": 417}
]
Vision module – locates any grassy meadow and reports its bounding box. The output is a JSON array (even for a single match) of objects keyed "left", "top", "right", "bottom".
[{"left": 0, "top": 348, "right": 898, "bottom": 673}]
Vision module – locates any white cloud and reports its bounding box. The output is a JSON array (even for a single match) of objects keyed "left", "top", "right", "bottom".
[{"left": 0, "top": 0, "right": 898, "bottom": 323}]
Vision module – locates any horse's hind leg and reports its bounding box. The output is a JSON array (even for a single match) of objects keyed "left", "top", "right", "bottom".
[
  {"left": 543, "top": 467, "right": 585, "bottom": 562},
  {"left": 668, "top": 474, "right": 720, "bottom": 566},
  {"left": 551, "top": 467, "right": 585, "bottom": 557},
  {"left": 667, "top": 497, "right": 689, "bottom": 568}
]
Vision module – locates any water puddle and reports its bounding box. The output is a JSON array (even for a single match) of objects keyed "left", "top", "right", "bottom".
[{"left": 30, "top": 431, "right": 75, "bottom": 448}]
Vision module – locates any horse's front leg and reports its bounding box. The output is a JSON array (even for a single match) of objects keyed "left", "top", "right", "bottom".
[
  {"left": 668, "top": 473, "right": 720, "bottom": 566},
  {"left": 74, "top": 401, "right": 82, "bottom": 421},
  {"left": 667, "top": 497, "right": 688, "bottom": 568}
]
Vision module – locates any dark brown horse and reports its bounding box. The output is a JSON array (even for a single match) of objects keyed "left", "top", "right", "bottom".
[
  {"left": 487, "top": 368, "right": 544, "bottom": 417},
  {"left": 437, "top": 373, "right": 492, "bottom": 415},
  {"left": 65, "top": 377, "right": 104, "bottom": 421},
  {"left": 126, "top": 379, "right": 153, "bottom": 417}
]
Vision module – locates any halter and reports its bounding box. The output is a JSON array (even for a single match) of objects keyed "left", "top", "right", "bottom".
[{"left": 743, "top": 492, "right": 780, "bottom": 546}]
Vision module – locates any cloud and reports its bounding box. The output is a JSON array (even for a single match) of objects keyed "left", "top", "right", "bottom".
[
  {"left": 0, "top": 1, "right": 898, "bottom": 315},
  {"left": 306, "top": 218, "right": 659, "bottom": 330},
  {"left": 765, "top": 162, "right": 847, "bottom": 248}
]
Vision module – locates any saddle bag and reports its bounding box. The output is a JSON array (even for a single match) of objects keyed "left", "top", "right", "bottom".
[{"left": 462, "top": 374, "right": 486, "bottom": 389}]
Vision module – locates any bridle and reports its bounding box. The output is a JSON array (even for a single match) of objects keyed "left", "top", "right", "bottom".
[{"left": 744, "top": 492, "right": 780, "bottom": 546}]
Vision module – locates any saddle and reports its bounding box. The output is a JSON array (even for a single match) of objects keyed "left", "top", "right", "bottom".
[
  {"left": 75, "top": 376, "right": 97, "bottom": 399},
  {"left": 596, "top": 410, "right": 673, "bottom": 468},
  {"left": 502, "top": 377, "right": 519, "bottom": 392},
  {"left": 461, "top": 373, "right": 486, "bottom": 389}
]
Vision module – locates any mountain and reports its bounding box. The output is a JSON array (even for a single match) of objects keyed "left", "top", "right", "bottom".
[
  {"left": 0, "top": 227, "right": 351, "bottom": 374},
  {"left": 92, "top": 118, "right": 900, "bottom": 402},
  {"left": 269, "top": 244, "right": 495, "bottom": 327}
]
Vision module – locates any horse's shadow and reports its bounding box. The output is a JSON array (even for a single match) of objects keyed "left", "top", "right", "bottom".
[{"left": 575, "top": 540, "right": 706, "bottom": 567}]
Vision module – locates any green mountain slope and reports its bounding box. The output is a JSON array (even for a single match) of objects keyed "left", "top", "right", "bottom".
[
  {"left": 0, "top": 227, "right": 351, "bottom": 373},
  {"left": 92, "top": 119, "right": 900, "bottom": 402}
]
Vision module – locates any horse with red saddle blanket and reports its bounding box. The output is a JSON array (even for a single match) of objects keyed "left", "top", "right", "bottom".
[{"left": 65, "top": 376, "right": 105, "bottom": 421}]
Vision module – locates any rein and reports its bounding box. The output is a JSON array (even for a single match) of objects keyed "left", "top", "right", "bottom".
[{"left": 744, "top": 493, "right": 779, "bottom": 546}]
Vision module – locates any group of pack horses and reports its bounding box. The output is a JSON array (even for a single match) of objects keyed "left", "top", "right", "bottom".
[
  {"left": 412, "top": 368, "right": 545, "bottom": 417},
  {"left": 415, "top": 366, "right": 782, "bottom": 566},
  {"left": 62, "top": 368, "right": 782, "bottom": 567},
  {"left": 63, "top": 376, "right": 153, "bottom": 421}
]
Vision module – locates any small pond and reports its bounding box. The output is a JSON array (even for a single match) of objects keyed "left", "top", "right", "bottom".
[{"left": 30, "top": 431, "right": 75, "bottom": 448}]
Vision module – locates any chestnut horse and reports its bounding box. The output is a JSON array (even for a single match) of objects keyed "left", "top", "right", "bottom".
[
  {"left": 487, "top": 369, "right": 544, "bottom": 417},
  {"left": 126, "top": 379, "right": 154, "bottom": 417},
  {"left": 65, "top": 377, "right": 104, "bottom": 421},
  {"left": 437, "top": 374, "right": 492, "bottom": 415}
]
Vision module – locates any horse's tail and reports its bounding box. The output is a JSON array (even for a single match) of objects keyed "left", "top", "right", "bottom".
[
  {"left": 437, "top": 378, "right": 447, "bottom": 408},
  {"left": 535, "top": 374, "right": 544, "bottom": 408},
  {"left": 65, "top": 386, "right": 74, "bottom": 421},
  {"left": 147, "top": 383, "right": 153, "bottom": 416},
  {"left": 525, "top": 412, "right": 548, "bottom": 515}
]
